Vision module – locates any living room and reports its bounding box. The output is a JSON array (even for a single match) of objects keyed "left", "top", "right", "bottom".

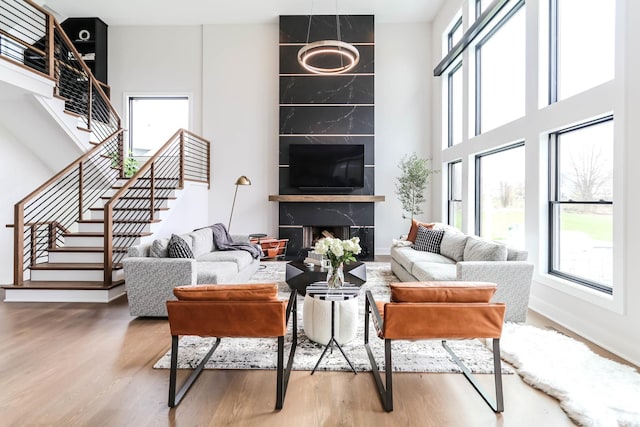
[{"left": 1, "top": 0, "right": 639, "bottom": 425}]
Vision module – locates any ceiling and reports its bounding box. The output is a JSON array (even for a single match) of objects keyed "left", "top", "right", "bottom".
[{"left": 38, "top": 0, "right": 446, "bottom": 26}]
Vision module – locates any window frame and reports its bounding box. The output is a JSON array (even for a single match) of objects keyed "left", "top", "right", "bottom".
[
  {"left": 474, "top": 141, "right": 525, "bottom": 237},
  {"left": 548, "top": 115, "right": 614, "bottom": 294},
  {"left": 447, "top": 61, "right": 463, "bottom": 147},
  {"left": 474, "top": 0, "right": 525, "bottom": 136},
  {"left": 448, "top": 160, "right": 463, "bottom": 227},
  {"left": 447, "top": 16, "right": 463, "bottom": 51}
]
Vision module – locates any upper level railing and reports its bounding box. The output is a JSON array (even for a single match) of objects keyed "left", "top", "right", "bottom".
[
  {"left": 0, "top": 0, "right": 120, "bottom": 142},
  {"left": 104, "top": 129, "right": 210, "bottom": 283}
]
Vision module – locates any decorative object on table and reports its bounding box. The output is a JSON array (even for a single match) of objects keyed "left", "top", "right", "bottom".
[
  {"left": 313, "top": 236, "right": 362, "bottom": 289},
  {"left": 395, "top": 153, "right": 438, "bottom": 221},
  {"left": 297, "top": 1, "right": 360, "bottom": 75},
  {"left": 250, "top": 236, "right": 289, "bottom": 260},
  {"left": 285, "top": 260, "right": 366, "bottom": 296},
  {"left": 227, "top": 175, "right": 251, "bottom": 232}
]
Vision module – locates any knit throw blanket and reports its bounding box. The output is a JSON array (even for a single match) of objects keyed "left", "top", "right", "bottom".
[{"left": 210, "top": 223, "right": 262, "bottom": 259}]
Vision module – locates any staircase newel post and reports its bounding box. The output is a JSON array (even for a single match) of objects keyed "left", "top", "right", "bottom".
[
  {"left": 78, "top": 163, "right": 84, "bottom": 221},
  {"left": 104, "top": 202, "right": 113, "bottom": 285},
  {"left": 14, "top": 204, "right": 24, "bottom": 286},
  {"left": 179, "top": 131, "right": 185, "bottom": 189},
  {"left": 150, "top": 163, "right": 155, "bottom": 221},
  {"left": 47, "top": 15, "right": 55, "bottom": 80}
]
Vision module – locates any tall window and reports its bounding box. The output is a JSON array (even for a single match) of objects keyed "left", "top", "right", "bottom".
[
  {"left": 475, "top": 1, "right": 525, "bottom": 134},
  {"left": 448, "top": 17, "right": 463, "bottom": 50},
  {"left": 549, "top": 0, "right": 615, "bottom": 102},
  {"left": 128, "top": 96, "right": 189, "bottom": 156},
  {"left": 549, "top": 117, "right": 613, "bottom": 292},
  {"left": 448, "top": 161, "right": 463, "bottom": 228},
  {"left": 476, "top": 143, "right": 525, "bottom": 247}
]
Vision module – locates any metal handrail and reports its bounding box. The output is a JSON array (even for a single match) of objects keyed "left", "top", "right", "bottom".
[{"left": 103, "top": 129, "right": 210, "bottom": 283}]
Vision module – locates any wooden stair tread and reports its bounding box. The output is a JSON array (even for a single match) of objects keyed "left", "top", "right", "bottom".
[
  {"left": 111, "top": 185, "right": 176, "bottom": 190},
  {"left": 48, "top": 246, "right": 128, "bottom": 253},
  {"left": 63, "top": 109, "right": 81, "bottom": 118},
  {"left": 30, "top": 263, "right": 123, "bottom": 270},
  {"left": 89, "top": 207, "right": 169, "bottom": 211},
  {"left": 76, "top": 126, "right": 91, "bottom": 133},
  {"left": 54, "top": 94, "right": 71, "bottom": 102},
  {"left": 1, "top": 279, "right": 125, "bottom": 291},
  {"left": 78, "top": 219, "right": 161, "bottom": 224},
  {"left": 100, "top": 195, "right": 177, "bottom": 200},
  {"left": 63, "top": 232, "right": 152, "bottom": 237}
]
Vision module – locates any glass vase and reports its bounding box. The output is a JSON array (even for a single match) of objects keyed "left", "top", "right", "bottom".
[{"left": 326, "top": 263, "right": 345, "bottom": 289}]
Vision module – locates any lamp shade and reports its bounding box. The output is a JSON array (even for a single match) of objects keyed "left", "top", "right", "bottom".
[{"left": 235, "top": 175, "right": 251, "bottom": 186}]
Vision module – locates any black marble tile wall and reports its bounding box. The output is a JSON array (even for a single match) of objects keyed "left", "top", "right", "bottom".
[
  {"left": 279, "top": 15, "right": 374, "bottom": 44},
  {"left": 278, "top": 15, "right": 376, "bottom": 259},
  {"left": 280, "top": 75, "right": 374, "bottom": 104}
]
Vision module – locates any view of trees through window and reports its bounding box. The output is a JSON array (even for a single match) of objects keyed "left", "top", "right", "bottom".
[
  {"left": 550, "top": 118, "right": 613, "bottom": 290},
  {"left": 476, "top": 144, "right": 525, "bottom": 248}
]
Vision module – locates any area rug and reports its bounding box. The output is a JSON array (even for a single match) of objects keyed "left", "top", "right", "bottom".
[
  {"left": 501, "top": 323, "right": 640, "bottom": 427},
  {"left": 153, "top": 262, "right": 510, "bottom": 374}
]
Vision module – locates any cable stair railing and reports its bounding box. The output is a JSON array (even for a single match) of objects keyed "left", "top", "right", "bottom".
[
  {"left": 3, "top": 0, "right": 212, "bottom": 289},
  {"left": 0, "top": 0, "right": 119, "bottom": 143}
]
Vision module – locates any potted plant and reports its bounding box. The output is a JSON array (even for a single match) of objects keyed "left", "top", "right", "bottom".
[{"left": 395, "top": 153, "right": 438, "bottom": 221}]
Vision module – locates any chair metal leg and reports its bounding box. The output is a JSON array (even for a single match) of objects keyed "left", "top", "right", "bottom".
[
  {"left": 168, "top": 335, "right": 220, "bottom": 408},
  {"left": 364, "top": 295, "right": 393, "bottom": 411},
  {"left": 276, "top": 290, "right": 298, "bottom": 410},
  {"left": 441, "top": 339, "right": 504, "bottom": 413}
]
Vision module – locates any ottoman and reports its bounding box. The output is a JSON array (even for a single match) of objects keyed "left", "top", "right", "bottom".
[{"left": 303, "top": 295, "right": 359, "bottom": 345}]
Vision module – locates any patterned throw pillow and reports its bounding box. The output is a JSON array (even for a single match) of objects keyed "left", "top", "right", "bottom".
[
  {"left": 412, "top": 225, "right": 445, "bottom": 254},
  {"left": 168, "top": 234, "right": 194, "bottom": 259}
]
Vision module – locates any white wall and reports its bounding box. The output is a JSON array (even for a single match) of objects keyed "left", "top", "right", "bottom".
[
  {"left": 108, "top": 26, "right": 203, "bottom": 135},
  {"left": 201, "top": 24, "right": 280, "bottom": 236},
  {"left": 375, "top": 22, "right": 433, "bottom": 253},
  {"left": 0, "top": 124, "right": 54, "bottom": 284},
  {"left": 430, "top": 0, "right": 640, "bottom": 365}
]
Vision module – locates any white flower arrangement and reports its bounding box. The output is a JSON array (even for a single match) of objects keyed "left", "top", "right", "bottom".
[{"left": 314, "top": 236, "right": 362, "bottom": 268}]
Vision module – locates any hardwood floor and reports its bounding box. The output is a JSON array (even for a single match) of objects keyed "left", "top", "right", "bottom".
[{"left": 0, "top": 285, "right": 629, "bottom": 427}]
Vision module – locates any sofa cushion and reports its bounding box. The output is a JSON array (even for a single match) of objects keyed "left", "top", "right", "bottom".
[
  {"left": 150, "top": 238, "right": 170, "bottom": 258},
  {"left": 440, "top": 229, "right": 468, "bottom": 262},
  {"left": 196, "top": 250, "right": 254, "bottom": 270},
  {"left": 412, "top": 226, "right": 444, "bottom": 253},
  {"left": 390, "top": 281, "right": 497, "bottom": 303},
  {"left": 463, "top": 237, "right": 507, "bottom": 261},
  {"left": 391, "top": 246, "right": 454, "bottom": 273},
  {"left": 168, "top": 234, "right": 194, "bottom": 258},
  {"left": 411, "top": 262, "right": 457, "bottom": 281},
  {"left": 174, "top": 283, "right": 278, "bottom": 301},
  {"left": 407, "top": 219, "right": 436, "bottom": 243},
  {"left": 507, "top": 247, "right": 528, "bottom": 261},
  {"left": 188, "top": 228, "right": 215, "bottom": 258},
  {"left": 195, "top": 261, "right": 238, "bottom": 284}
]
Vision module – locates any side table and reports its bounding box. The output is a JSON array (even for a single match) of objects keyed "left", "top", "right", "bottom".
[{"left": 305, "top": 283, "right": 360, "bottom": 375}]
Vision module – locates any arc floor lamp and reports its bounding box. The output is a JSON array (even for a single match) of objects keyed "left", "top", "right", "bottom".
[{"left": 228, "top": 175, "right": 251, "bottom": 232}]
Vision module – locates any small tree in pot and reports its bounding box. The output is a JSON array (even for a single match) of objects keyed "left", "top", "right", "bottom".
[{"left": 395, "top": 153, "right": 438, "bottom": 221}]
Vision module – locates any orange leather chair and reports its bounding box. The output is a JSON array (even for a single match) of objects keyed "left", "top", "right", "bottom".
[
  {"left": 364, "top": 281, "right": 506, "bottom": 412},
  {"left": 166, "top": 283, "right": 297, "bottom": 409}
]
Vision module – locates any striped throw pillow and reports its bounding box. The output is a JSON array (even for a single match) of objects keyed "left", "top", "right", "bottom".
[
  {"left": 412, "top": 225, "right": 445, "bottom": 254},
  {"left": 168, "top": 234, "right": 194, "bottom": 259}
]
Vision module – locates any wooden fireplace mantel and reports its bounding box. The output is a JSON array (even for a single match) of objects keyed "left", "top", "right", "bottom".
[{"left": 268, "top": 195, "right": 385, "bottom": 203}]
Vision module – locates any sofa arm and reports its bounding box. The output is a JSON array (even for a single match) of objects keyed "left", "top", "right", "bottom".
[
  {"left": 123, "top": 257, "right": 197, "bottom": 317},
  {"left": 456, "top": 261, "right": 534, "bottom": 323}
]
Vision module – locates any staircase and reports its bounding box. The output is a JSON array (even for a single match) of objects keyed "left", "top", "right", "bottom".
[{"left": 1, "top": 0, "right": 211, "bottom": 302}]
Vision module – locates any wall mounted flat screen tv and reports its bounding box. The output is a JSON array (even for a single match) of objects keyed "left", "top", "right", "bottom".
[{"left": 289, "top": 144, "right": 365, "bottom": 190}]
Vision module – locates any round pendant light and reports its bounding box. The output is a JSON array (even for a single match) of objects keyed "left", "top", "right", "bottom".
[{"left": 297, "top": 40, "right": 360, "bottom": 74}]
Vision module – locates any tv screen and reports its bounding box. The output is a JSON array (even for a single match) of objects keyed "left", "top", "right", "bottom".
[{"left": 289, "top": 144, "right": 365, "bottom": 189}]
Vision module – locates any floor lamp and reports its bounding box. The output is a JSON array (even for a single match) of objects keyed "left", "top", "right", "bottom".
[{"left": 228, "top": 175, "right": 251, "bottom": 232}]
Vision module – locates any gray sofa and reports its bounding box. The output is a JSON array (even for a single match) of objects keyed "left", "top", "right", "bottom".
[
  {"left": 123, "top": 228, "right": 260, "bottom": 317},
  {"left": 391, "top": 224, "right": 534, "bottom": 322}
]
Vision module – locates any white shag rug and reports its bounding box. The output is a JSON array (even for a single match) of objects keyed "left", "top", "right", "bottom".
[
  {"left": 154, "top": 261, "right": 509, "bottom": 374},
  {"left": 501, "top": 323, "right": 640, "bottom": 427}
]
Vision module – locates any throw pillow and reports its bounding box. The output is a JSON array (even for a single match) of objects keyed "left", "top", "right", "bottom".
[
  {"left": 412, "top": 225, "right": 445, "bottom": 254},
  {"left": 439, "top": 229, "right": 468, "bottom": 262},
  {"left": 150, "top": 238, "right": 170, "bottom": 258},
  {"left": 407, "top": 219, "right": 436, "bottom": 243},
  {"left": 463, "top": 236, "right": 508, "bottom": 261},
  {"left": 168, "top": 234, "right": 194, "bottom": 259}
]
